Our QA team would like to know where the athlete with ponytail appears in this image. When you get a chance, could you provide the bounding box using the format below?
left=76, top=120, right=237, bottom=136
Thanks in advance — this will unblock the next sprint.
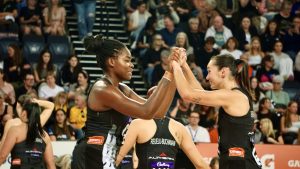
left=0, top=98, right=55, bottom=168
left=171, top=53, right=262, bottom=169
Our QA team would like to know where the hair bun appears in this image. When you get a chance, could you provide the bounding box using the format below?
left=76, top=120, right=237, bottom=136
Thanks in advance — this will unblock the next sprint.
left=83, top=34, right=104, bottom=54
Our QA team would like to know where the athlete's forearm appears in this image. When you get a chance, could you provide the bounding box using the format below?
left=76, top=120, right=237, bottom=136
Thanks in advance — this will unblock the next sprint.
left=182, top=62, right=203, bottom=90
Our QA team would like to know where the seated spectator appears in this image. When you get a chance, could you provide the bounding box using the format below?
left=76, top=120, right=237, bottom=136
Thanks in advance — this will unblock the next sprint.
left=143, top=34, right=166, bottom=85
left=283, top=16, right=300, bottom=61
left=0, top=0, right=19, bottom=39
left=257, top=97, right=281, bottom=131
left=235, top=16, right=258, bottom=51
left=38, top=72, right=64, bottom=101
left=170, top=98, right=192, bottom=125
left=205, top=15, right=233, bottom=50
left=197, top=0, right=219, bottom=33
left=42, top=0, right=66, bottom=35
left=154, top=0, right=180, bottom=31
left=295, top=51, right=300, bottom=82
left=220, top=37, right=243, bottom=59
left=69, top=70, right=90, bottom=99
left=270, top=40, right=294, bottom=81
left=250, top=76, right=265, bottom=114
left=3, top=44, right=31, bottom=88
left=69, top=92, right=87, bottom=139
left=19, top=0, right=42, bottom=35
left=255, top=55, right=279, bottom=90
left=0, top=91, right=13, bottom=138
left=216, top=0, right=239, bottom=17
left=244, top=37, right=265, bottom=74
left=159, top=15, right=182, bottom=48
left=54, top=91, right=69, bottom=113
left=186, top=54, right=206, bottom=86
left=135, top=17, right=157, bottom=58
left=260, top=118, right=284, bottom=144
left=127, top=1, right=151, bottom=44
left=186, top=111, right=211, bottom=143
left=264, top=0, right=282, bottom=20
left=151, top=49, right=170, bottom=87
left=265, top=75, right=290, bottom=107
left=173, top=0, right=193, bottom=24
left=33, top=48, right=58, bottom=85
left=48, top=109, right=75, bottom=141
left=210, top=156, right=219, bottom=169
left=261, top=20, right=282, bottom=53
left=15, top=72, right=36, bottom=100
left=281, top=101, right=300, bottom=144
left=197, top=37, right=219, bottom=75
left=60, top=55, right=82, bottom=90
left=0, top=68, right=15, bottom=105
left=186, top=17, right=205, bottom=61
left=273, top=1, right=294, bottom=33
left=175, top=32, right=194, bottom=56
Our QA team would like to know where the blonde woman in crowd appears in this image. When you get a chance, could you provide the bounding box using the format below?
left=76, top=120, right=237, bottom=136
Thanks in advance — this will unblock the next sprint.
left=260, top=118, right=284, bottom=144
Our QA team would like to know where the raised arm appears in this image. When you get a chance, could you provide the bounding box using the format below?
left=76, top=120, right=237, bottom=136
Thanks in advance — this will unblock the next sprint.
left=115, top=120, right=140, bottom=166
left=32, top=99, right=55, bottom=126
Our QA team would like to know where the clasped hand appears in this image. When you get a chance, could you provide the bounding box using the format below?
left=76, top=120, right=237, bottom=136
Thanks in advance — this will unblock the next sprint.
left=167, top=47, right=187, bottom=72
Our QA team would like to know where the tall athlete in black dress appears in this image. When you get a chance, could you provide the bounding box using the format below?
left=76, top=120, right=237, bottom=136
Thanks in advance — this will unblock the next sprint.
left=71, top=35, right=177, bottom=169
left=172, top=53, right=262, bottom=169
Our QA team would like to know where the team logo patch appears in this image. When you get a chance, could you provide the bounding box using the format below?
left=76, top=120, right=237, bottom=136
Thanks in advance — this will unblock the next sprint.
left=150, top=161, right=175, bottom=169
left=228, top=147, right=245, bottom=157
left=12, top=158, right=21, bottom=165
left=87, top=136, right=105, bottom=145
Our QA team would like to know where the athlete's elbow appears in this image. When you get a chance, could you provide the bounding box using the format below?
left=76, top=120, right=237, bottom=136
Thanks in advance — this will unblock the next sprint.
left=180, top=92, right=193, bottom=102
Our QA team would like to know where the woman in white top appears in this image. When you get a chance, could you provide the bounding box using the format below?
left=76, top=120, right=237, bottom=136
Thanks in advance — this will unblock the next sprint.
left=245, top=37, right=265, bottom=75
left=220, top=37, right=243, bottom=59
left=281, top=101, right=300, bottom=144
left=43, top=0, right=66, bottom=35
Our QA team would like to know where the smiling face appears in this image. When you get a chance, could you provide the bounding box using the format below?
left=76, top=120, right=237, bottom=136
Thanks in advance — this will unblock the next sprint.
left=113, top=48, right=134, bottom=81
left=206, top=60, right=223, bottom=89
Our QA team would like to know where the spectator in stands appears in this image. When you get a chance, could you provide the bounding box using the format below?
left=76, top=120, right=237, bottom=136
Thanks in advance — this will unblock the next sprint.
left=250, top=76, right=265, bottom=114
left=151, top=49, right=170, bottom=87
left=263, top=0, right=282, bottom=21
left=260, top=118, right=284, bottom=144
left=0, top=98, right=55, bottom=169
left=38, top=72, right=64, bottom=101
left=186, top=54, right=205, bottom=86
left=273, top=1, right=295, bottom=33
left=48, top=109, right=75, bottom=141
left=283, top=16, right=300, bottom=60
left=186, top=111, right=211, bottom=143
left=3, top=44, right=31, bottom=88
left=19, top=0, right=42, bottom=35
left=172, top=0, right=193, bottom=24
left=281, top=101, right=300, bottom=144
left=295, top=51, right=300, bottom=82
left=159, top=15, right=182, bottom=47
left=69, top=92, right=87, bottom=139
left=170, top=98, right=192, bottom=125
left=0, top=68, right=15, bottom=105
left=220, top=37, right=243, bottom=59
left=154, top=0, right=180, bottom=31
left=0, top=0, right=19, bottom=39
left=231, top=0, right=260, bottom=28
left=127, top=1, right=151, bottom=45
left=124, top=0, right=140, bottom=17
left=205, top=15, right=233, bottom=50
left=210, top=156, right=219, bottom=169
left=33, top=48, right=58, bottom=85
left=60, top=55, right=82, bottom=91
left=186, top=17, right=205, bottom=62
left=235, top=16, right=258, bottom=51
left=198, top=37, right=219, bottom=75
left=143, top=34, right=166, bottom=85
left=197, top=105, right=218, bottom=129
left=197, top=0, right=219, bottom=33
left=216, top=0, right=239, bottom=17
left=256, top=54, right=279, bottom=87
left=270, top=40, right=294, bottom=81
left=261, top=20, right=282, bottom=52
left=54, top=91, right=69, bottom=113
left=266, top=75, right=290, bottom=107
left=244, top=36, right=265, bottom=74
left=0, top=91, right=13, bottom=139
left=42, top=0, right=66, bottom=36
left=73, top=0, right=96, bottom=40
left=256, top=97, right=280, bottom=131
left=15, top=72, right=36, bottom=100
left=136, top=17, right=157, bottom=58
left=175, top=32, right=194, bottom=56
left=69, top=70, right=90, bottom=98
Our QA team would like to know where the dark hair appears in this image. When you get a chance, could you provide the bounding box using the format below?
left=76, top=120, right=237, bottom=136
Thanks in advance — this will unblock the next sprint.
left=261, top=54, right=274, bottom=67
left=8, top=43, right=23, bottom=66
left=211, top=54, right=251, bottom=96
left=224, top=37, right=239, bottom=50
left=22, top=72, right=34, bottom=80
left=78, top=70, right=89, bottom=80
left=36, top=48, right=55, bottom=78
left=22, top=102, right=45, bottom=145
left=258, top=97, right=271, bottom=113
left=54, top=109, right=72, bottom=139
left=83, top=35, right=126, bottom=72
left=205, top=36, right=215, bottom=44
left=250, top=76, right=261, bottom=103
left=265, top=20, right=280, bottom=35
